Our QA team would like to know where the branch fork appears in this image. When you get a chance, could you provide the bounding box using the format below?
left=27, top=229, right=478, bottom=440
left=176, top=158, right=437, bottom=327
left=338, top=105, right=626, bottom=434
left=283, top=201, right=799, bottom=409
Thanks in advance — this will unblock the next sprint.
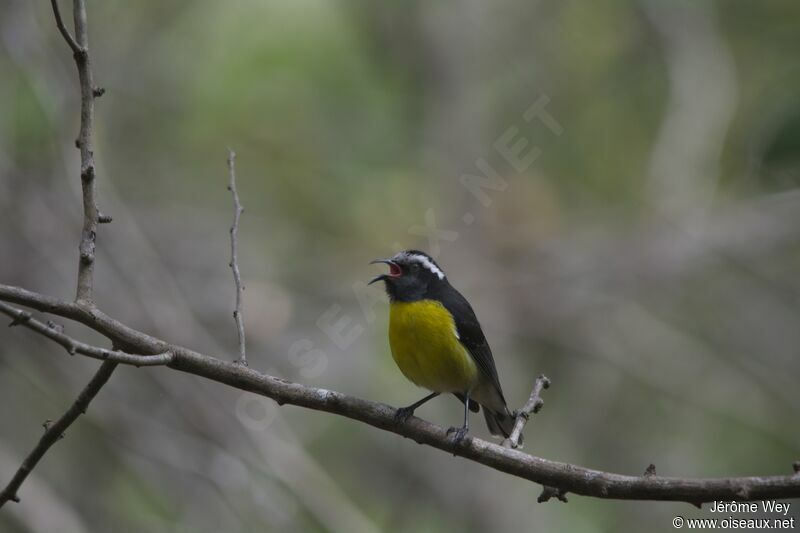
left=502, top=374, right=550, bottom=449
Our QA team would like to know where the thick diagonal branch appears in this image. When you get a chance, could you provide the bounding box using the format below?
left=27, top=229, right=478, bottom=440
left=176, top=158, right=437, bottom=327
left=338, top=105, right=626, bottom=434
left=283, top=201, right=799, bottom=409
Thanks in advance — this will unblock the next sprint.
left=0, top=361, right=117, bottom=507
left=2, top=285, right=799, bottom=505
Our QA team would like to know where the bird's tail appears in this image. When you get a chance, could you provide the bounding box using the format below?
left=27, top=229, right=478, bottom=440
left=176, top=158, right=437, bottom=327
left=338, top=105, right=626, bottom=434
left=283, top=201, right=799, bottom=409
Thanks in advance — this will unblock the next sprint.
left=483, top=406, right=519, bottom=443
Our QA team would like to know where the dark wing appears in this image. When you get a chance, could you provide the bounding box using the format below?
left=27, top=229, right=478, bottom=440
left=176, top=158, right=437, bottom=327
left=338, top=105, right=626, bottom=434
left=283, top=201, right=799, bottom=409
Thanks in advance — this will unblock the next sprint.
left=432, top=281, right=506, bottom=404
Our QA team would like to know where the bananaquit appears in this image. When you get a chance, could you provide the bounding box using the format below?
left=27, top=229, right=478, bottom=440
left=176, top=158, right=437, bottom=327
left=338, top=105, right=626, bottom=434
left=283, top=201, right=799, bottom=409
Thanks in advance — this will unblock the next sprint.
left=369, top=250, right=515, bottom=442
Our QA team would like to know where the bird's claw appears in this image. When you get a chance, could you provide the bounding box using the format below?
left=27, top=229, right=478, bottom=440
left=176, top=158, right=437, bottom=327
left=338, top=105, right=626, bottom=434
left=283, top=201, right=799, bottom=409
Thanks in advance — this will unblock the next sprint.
left=446, top=425, right=469, bottom=445
left=394, top=406, right=414, bottom=424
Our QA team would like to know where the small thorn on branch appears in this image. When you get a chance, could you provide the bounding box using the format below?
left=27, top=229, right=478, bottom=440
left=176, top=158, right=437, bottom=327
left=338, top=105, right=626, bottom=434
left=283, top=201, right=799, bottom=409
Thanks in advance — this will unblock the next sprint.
left=532, top=398, right=544, bottom=413
left=537, top=486, right=568, bottom=503
left=80, top=164, right=95, bottom=182
left=42, top=420, right=65, bottom=439
left=92, top=86, right=105, bottom=97
left=792, top=461, right=800, bottom=475
left=46, top=320, right=64, bottom=334
left=502, top=374, right=550, bottom=449
left=98, top=212, right=113, bottom=224
left=644, top=464, right=657, bottom=477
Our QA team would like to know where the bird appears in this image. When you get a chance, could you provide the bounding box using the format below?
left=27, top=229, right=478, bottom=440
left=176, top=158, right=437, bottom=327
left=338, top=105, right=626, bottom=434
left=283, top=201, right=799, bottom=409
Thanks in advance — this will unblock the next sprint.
left=369, top=250, right=515, bottom=443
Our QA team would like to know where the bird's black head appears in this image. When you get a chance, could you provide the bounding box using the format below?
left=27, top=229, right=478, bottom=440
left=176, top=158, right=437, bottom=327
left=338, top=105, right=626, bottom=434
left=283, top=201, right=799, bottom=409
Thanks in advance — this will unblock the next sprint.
left=368, top=250, right=447, bottom=302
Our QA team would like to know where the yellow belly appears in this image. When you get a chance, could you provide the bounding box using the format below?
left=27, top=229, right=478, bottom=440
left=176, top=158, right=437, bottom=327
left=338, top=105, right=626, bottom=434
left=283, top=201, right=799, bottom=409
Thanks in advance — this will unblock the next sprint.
left=388, top=300, right=479, bottom=393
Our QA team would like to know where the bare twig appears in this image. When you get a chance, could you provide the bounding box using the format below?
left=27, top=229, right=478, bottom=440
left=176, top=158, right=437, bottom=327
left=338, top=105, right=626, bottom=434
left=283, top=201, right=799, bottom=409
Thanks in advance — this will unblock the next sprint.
left=0, top=284, right=167, bottom=353
left=64, top=0, right=100, bottom=305
left=0, top=360, right=117, bottom=506
left=2, top=284, right=800, bottom=505
left=502, top=374, right=550, bottom=449
left=49, top=0, right=81, bottom=55
left=0, top=0, right=120, bottom=510
left=0, top=302, right=172, bottom=367
left=227, top=149, right=247, bottom=365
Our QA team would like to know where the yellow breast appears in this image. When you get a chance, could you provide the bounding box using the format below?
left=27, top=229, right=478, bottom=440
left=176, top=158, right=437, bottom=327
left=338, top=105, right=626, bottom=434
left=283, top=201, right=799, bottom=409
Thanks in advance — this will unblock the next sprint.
left=388, top=300, right=479, bottom=393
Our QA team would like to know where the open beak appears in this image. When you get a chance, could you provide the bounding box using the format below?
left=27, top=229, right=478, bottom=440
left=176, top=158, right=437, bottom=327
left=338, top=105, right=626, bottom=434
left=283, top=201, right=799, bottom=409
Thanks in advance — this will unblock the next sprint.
left=368, top=258, right=400, bottom=285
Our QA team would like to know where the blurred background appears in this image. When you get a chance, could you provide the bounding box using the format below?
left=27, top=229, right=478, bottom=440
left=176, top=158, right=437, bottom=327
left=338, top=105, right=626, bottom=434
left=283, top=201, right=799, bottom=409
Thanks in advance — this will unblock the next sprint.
left=1, top=0, right=799, bottom=531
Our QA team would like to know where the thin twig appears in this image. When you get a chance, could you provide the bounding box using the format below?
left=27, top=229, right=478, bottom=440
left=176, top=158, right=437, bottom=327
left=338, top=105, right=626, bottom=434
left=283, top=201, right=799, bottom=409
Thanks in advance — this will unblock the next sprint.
left=0, top=302, right=172, bottom=367
left=502, top=374, right=550, bottom=449
left=0, top=284, right=168, bottom=353
left=3, top=284, right=800, bottom=505
left=227, top=149, right=247, bottom=365
left=49, top=0, right=81, bottom=55
left=68, top=0, right=100, bottom=305
left=0, top=360, right=117, bottom=506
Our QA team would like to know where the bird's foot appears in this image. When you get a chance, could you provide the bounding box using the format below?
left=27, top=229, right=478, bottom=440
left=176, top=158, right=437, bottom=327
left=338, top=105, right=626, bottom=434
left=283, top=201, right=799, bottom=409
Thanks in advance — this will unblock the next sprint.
left=446, top=425, right=469, bottom=446
left=394, top=406, right=415, bottom=424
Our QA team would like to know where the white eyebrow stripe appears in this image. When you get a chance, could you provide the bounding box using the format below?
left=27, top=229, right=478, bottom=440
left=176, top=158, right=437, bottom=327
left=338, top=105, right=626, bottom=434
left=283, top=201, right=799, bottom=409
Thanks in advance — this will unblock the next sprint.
left=408, top=253, right=445, bottom=280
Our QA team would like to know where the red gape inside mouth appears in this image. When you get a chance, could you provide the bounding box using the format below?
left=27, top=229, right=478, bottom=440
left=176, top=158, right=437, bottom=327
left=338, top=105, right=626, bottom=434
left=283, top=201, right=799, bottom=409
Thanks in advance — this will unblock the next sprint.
left=389, top=263, right=402, bottom=277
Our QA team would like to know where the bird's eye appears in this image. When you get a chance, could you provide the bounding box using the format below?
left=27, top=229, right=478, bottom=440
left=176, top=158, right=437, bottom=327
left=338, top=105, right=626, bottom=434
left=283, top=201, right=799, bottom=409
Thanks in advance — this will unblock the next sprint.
left=410, top=263, right=420, bottom=272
